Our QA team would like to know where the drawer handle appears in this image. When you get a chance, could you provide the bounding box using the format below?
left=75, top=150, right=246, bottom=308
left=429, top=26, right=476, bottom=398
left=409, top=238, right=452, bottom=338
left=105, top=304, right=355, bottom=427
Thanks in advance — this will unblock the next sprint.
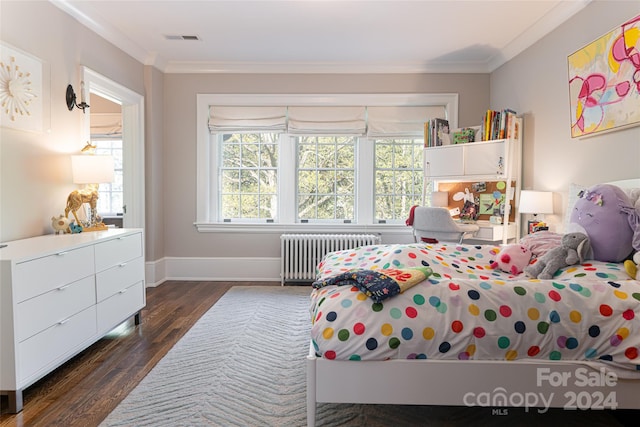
left=58, top=318, right=71, bottom=325
left=56, top=251, right=69, bottom=256
left=57, top=284, right=71, bottom=291
left=119, top=288, right=128, bottom=294
left=119, top=262, right=128, bottom=267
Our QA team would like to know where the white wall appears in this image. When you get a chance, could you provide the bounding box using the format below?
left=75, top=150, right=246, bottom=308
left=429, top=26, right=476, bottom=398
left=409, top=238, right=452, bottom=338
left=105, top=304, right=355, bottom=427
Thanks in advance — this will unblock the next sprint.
left=491, top=1, right=640, bottom=232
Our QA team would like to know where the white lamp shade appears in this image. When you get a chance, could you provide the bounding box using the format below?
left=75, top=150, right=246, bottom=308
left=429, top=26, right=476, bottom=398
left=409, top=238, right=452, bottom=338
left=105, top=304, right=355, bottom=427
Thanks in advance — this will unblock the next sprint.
left=72, top=155, right=114, bottom=184
left=519, top=190, right=553, bottom=214
left=431, top=191, right=449, bottom=208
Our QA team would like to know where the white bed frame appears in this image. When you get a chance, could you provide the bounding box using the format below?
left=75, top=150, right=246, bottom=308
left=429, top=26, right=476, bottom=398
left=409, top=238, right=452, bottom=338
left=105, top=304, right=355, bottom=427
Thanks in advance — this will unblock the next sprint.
left=306, top=178, right=640, bottom=426
left=306, top=345, right=640, bottom=426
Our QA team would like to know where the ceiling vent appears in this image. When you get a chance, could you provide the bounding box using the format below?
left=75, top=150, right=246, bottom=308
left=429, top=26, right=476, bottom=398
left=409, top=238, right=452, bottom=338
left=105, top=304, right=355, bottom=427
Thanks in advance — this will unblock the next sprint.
left=164, top=35, right=200, bottom=41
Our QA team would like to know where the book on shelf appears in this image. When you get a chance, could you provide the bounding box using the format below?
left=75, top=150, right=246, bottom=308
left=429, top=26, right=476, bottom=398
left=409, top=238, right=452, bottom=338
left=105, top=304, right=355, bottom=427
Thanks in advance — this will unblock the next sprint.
left=423, top=118, right=450, bottom=147
left=481, top=108, right=517, bottom=141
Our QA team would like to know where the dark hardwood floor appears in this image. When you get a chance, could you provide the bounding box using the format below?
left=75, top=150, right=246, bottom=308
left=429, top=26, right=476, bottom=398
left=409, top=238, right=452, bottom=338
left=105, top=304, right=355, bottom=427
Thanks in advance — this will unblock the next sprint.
left=0, top=281, right=279, bottom=427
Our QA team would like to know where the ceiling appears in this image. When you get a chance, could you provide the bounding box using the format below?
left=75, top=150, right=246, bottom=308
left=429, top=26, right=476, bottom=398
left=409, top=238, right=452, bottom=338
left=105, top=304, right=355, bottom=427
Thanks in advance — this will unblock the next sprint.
left=51, top=0, right=591, bottom=74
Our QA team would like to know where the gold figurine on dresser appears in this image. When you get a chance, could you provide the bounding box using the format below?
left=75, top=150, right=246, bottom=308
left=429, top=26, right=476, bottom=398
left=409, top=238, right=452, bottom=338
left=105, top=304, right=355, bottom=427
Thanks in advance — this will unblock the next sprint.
left=65, top=142, right=114, bottom=232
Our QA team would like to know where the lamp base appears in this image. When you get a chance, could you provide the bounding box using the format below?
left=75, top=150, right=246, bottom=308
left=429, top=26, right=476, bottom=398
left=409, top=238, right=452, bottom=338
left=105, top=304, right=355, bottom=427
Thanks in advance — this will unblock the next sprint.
left=82, top=222, right=109, bottom=232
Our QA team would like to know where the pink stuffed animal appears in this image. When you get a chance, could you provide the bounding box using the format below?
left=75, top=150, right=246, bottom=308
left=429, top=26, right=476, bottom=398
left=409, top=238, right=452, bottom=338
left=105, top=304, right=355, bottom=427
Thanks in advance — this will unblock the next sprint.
left=490, top=244, right=532, bottom=275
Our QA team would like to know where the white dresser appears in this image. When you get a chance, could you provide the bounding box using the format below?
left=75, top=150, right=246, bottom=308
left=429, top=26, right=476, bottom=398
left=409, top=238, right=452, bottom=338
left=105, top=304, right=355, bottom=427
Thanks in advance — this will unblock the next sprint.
left=0, top=229, right=145, bottom=413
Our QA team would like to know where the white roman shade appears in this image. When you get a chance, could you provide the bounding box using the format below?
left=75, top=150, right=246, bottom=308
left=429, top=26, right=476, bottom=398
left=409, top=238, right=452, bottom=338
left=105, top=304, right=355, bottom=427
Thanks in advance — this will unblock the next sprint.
left=288, top=106, right=366, bottom=135
left=367, top=105, right=446, bottom=137
left=207, top=104, right=448, bottom=136
left=90, top=113, right=122, bottom=136
left=209, top=106, right=287, bottom=132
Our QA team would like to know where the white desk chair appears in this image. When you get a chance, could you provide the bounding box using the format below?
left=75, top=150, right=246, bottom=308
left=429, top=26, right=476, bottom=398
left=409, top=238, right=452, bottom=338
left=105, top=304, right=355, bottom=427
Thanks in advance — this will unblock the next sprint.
left=411, top=207, right=480, bottom=244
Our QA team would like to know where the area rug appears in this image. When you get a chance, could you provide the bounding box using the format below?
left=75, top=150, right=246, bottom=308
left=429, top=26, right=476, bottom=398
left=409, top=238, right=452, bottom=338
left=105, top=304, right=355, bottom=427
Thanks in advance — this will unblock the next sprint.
left=101, top=286, right=627, bottom=427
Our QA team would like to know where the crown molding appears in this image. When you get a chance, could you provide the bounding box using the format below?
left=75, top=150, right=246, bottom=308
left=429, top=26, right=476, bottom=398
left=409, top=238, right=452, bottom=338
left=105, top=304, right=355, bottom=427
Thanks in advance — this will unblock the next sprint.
left=51, top=0, right=149, bottom=64
left=51, top=0, right=591, bottom=75
left=163, top=60, right=493, bottom=74
left=487, top=0, right=591, bottom=71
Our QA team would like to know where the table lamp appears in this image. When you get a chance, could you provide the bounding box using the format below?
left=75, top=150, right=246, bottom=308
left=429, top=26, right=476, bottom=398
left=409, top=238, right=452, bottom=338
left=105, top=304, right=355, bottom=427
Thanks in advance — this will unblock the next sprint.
left=65, top=145, right=114, bottom=232
left=431, top=191, right=449, bottom=208
left=519, top=190, right=553, bottom=233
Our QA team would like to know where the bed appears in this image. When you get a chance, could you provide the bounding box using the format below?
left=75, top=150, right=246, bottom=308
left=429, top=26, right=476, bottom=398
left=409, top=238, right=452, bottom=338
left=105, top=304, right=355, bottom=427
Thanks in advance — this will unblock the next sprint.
left=306, top=179, right=640, bottom=426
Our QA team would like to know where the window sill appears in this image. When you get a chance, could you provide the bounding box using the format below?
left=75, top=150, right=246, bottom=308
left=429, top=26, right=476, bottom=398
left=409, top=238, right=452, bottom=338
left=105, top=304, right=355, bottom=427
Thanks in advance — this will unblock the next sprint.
left=193, top=222, right=411, bottom=234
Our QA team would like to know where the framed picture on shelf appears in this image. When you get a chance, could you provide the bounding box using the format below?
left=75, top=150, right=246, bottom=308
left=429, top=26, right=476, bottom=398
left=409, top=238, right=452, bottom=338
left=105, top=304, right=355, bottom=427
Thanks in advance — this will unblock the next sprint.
left=527, top=220, right=549, bottom=234
left=434, top=118, right=450, bottom=146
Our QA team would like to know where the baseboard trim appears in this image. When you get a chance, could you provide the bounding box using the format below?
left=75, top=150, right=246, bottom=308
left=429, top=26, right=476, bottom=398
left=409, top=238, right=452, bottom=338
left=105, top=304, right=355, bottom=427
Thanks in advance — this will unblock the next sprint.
left=144, top=258, right=167, bottom=287
left=145, top=256, right=281, bottom=286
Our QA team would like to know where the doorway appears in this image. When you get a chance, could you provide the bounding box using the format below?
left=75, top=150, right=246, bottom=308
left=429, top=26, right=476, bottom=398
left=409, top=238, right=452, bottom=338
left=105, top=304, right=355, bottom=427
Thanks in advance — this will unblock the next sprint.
left=82, top=67, right=145, bottom=229
left=90, top=93, right=123, bottom=227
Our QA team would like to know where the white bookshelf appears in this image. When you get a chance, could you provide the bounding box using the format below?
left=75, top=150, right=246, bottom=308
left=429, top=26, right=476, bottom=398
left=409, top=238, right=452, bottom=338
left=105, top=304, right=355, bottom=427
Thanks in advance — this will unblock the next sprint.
left=424, top=117, right=523, bottom=243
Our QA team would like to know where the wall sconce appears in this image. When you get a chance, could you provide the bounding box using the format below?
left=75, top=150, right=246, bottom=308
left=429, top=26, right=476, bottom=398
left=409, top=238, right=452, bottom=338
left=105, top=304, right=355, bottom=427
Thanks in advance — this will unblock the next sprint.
left=66, top=82, right=90, bottom=113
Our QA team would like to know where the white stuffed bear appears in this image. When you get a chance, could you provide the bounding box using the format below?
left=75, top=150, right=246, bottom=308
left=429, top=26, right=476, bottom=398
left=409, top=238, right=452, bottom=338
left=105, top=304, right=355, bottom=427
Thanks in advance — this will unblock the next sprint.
left=51, top=214, right=71, bottom=234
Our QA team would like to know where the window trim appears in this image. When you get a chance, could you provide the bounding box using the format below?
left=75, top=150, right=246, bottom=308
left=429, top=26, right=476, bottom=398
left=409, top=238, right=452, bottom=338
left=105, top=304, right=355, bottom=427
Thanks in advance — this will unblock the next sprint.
left=195, top=93, right=459, bottom=232
left=93, top=136, right=124, bottom=217
left=372, top=135, right=425, bottom=224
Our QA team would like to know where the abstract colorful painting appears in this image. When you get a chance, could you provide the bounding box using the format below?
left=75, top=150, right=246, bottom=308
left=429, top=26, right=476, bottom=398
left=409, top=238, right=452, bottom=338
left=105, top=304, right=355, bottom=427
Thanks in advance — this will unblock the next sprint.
left=568, top=14, right=640, bottom=138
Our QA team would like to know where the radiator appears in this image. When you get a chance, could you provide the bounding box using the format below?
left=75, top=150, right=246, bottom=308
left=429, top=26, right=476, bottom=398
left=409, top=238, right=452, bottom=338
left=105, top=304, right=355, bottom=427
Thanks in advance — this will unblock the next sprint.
left=280, top=233, right=381, bottom=285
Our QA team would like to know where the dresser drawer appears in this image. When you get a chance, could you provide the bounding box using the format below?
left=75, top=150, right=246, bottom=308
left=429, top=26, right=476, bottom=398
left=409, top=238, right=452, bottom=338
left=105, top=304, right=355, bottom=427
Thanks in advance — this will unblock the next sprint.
left=14, top=246, right=94, bottom=303
left=96, top=257, right=144, bottom=302
left=16, top=276, right=96, bottom=342
left=97, top=281, right=145, bottom=334
left=19, top=305, right=97, bottom=382
left=95, top=233, right=142, bottom=273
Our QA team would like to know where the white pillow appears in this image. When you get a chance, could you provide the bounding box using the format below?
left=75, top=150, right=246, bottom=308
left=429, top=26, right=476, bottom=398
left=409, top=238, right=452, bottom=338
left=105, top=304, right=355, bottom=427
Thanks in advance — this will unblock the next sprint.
left=623, top=188, right=640, bottom=210
left=564, top=183, right=586, bottom=231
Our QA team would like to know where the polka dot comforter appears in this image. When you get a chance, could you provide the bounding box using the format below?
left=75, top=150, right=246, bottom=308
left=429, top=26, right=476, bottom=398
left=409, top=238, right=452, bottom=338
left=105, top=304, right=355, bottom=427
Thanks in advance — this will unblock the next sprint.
left=310, top=243, right=640, bottom=376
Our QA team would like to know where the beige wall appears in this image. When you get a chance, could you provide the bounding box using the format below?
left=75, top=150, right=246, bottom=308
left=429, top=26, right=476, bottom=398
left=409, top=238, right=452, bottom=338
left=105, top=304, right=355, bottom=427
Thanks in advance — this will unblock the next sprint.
left=491, top=1, right=640, bottom=232
left=145, top=65, right=165, bottom=262
left=162, top=73, right=490, bottom=258
left=0, top=1, right=145, bottom=244
left=2, top=0, right=638, bottom=271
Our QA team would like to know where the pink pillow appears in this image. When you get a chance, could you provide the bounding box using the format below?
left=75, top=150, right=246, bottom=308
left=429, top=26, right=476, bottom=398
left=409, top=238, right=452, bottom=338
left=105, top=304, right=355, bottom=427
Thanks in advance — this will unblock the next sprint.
left=520, top=231, right=563, bottom=258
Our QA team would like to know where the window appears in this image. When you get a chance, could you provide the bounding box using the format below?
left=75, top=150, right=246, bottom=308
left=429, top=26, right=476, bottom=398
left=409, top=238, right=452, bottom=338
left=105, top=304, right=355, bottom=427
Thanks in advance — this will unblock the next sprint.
left=94, top=138, right=123, bottom=216
left=219, top=132, right=279, bottom=221
left=195, top=93, right=458, bottom=232
left=373, top=137, right=424, bottom=222
left=297, top=135, right=356, bottom=221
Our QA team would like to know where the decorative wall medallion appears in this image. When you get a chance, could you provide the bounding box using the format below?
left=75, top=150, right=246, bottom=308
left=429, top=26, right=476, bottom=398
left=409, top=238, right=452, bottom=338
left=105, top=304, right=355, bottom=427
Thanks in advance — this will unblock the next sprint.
left=0, top=43, right=44, bottom=132
left=1, top=55, right=36, bottom=120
